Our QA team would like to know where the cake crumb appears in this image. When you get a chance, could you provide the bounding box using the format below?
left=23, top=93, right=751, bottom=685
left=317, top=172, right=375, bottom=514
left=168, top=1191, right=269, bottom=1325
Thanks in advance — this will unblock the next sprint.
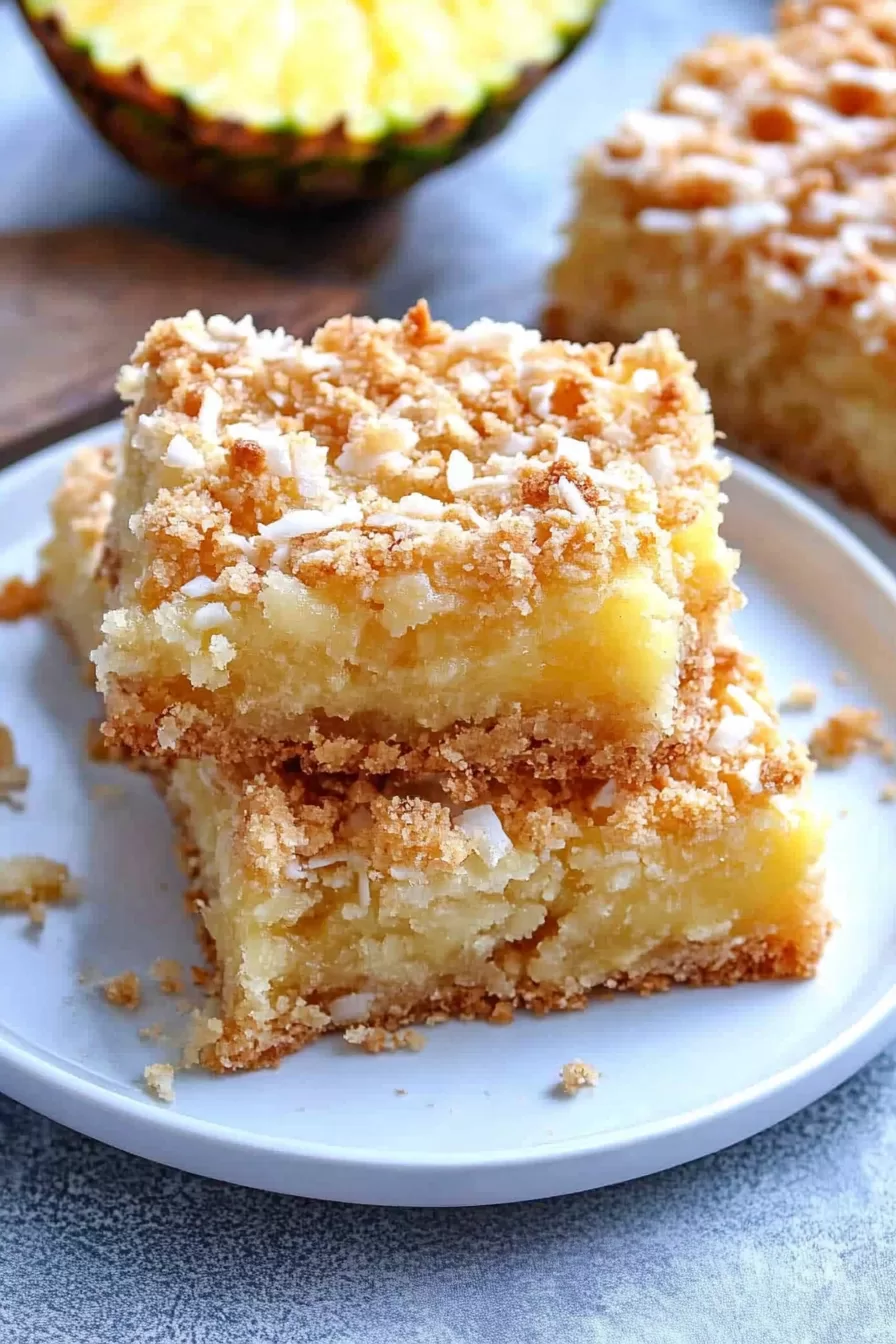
left=394, top=1088, right=407, bottom=1096
left=832, top=670, right=850, bottom=687
left=878, top=739, right=896, bottom=765
left=0, top=856, right=75, bottom=924
left=559, top=1059, right=598, bottom=1095
left=0, top=725, right=29, bottom=810
left=143, top=1062, right=175, bottom=1103
left=780, top=681, right=817, bottom=712
left=809, top=708, right=881, bottom=768
left=880, top=783, right=896, bottom=804
left=102, top=971, right=142, bottom=1010
left=150, top=957, right=184, bottom=995
left=489, top=1001, right=514, bottom=1025
left=138, top=1022, right=167, bottom=1042
left=343, top=1026, right=426, bottom=1054
left=0, top=575, right=45, bottom=621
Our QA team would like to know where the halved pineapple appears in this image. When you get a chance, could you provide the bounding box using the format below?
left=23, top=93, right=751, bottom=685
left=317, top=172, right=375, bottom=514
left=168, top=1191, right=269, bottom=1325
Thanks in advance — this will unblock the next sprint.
left=21, top=0, right=604, bottom=207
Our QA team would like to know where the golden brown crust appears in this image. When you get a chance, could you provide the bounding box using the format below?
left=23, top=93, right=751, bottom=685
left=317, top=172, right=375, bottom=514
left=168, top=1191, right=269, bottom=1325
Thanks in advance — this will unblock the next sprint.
left=192, top=926, right=830, bottom=1073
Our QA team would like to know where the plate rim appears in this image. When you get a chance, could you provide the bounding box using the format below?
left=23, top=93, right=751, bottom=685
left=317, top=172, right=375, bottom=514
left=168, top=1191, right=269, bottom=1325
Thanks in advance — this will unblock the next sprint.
left=2, top=421, right=896, bottom=1203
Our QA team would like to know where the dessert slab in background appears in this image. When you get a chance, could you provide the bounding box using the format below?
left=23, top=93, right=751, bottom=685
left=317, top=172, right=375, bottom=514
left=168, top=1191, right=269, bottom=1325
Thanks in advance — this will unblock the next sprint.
left=2, top=422, right=896, bottom=1206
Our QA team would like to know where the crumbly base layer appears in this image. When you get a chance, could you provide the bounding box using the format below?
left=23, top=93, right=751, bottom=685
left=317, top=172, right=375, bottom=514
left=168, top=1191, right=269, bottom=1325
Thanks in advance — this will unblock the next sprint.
left=187, top=905, right=831, bottom=1073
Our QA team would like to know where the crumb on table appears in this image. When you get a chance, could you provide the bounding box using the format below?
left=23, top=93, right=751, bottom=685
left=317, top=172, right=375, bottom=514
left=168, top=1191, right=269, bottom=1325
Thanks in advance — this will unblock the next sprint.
left=559, top=1059, right=598, bottom=1095
left=0, top=575, right=45, bottom=621
left=809, top=708, right=882, bottom=768
left=102, top=970, right=142, bottom=1011
left=143, top=1062, right=175, bottom=1103
left=779, top=681, right=817, bottom=712
left=150, top=957, right=184, bottom=995
left=343, top=1026, right=426, bottom=1054
left=139, top=1022, right=167, bottom=1043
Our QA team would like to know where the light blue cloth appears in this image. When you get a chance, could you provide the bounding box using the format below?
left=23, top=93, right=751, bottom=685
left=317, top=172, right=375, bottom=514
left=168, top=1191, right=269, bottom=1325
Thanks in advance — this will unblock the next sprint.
left=3, top=3, right=895, bottom=1338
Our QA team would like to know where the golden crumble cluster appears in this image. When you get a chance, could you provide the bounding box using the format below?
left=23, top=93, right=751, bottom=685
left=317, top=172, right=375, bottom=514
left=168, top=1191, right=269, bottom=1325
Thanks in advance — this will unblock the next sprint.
left=42, top=298, right=830, bottom=1076
left=550, top=0, right=896, bottom=526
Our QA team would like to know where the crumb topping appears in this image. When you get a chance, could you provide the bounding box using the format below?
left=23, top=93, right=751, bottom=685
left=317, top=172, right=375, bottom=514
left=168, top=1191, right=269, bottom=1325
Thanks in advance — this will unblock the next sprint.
left=808, top=704, right=882, bottom=764
left=559, top=1059, right=599, bottom=1093
left=589, top=0, right=896, bottom=353
left=109, top=302, right=722, bottom=618
left=0, top=575, right=45, bottom=621
left=102, top=971, right=142, bottom=1010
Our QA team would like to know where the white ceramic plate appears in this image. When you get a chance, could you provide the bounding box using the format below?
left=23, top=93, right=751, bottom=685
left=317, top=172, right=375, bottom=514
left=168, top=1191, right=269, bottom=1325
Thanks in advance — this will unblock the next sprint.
left=2, top=422, right=896, bottom=1207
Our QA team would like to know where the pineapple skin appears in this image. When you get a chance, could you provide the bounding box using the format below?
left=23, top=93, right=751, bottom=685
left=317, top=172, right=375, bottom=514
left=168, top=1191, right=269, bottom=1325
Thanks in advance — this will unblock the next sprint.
left=22, top=6, right=604, bottom=209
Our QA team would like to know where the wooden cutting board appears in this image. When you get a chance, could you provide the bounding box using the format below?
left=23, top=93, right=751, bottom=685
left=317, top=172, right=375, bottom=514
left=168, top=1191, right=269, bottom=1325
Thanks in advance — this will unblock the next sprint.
left=0, top=220, right=384, bottom=467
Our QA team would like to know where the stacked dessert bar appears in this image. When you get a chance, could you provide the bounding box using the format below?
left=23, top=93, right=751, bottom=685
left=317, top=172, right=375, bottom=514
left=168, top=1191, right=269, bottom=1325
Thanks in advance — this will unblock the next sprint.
left=44, top=302, right=829, bottom=1072
left=549, top=0, right=896, bottom=525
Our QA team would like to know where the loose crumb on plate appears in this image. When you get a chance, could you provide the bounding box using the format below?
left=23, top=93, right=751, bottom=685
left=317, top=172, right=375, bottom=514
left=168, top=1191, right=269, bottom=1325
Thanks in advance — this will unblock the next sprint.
left=0, top=724, right=29, bottom=810
left=832, top=670, right=850, bottom=687
left=139, top=1022, right=168, bottom=1042
left=0, top=856, right=76, bottom=924
left=809, top=708, right=882, bottom=768
left=0, top=575, right=45, bottom=621
left=143, top=1062, right=175, bottom=1103
left=102, top=971, right=142, bottom=1010
left=559, top=1059, right=598, bottom=1095
left=394, top=1088, right=407, bottom=1096
left=150, top=957, right=184, bottom=995
left=779, top=681, right=817, bottom=712
left=878, top=739, right=896, bottom=765
left=343, top=1026, right=427, bottom=1054
left=880, top=782, right=896, bottom=804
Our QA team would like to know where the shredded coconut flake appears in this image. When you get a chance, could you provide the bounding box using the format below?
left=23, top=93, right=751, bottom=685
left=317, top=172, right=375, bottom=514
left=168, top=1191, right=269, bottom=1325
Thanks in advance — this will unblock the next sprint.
left=556, top=476, right=593, bottom=518
left=163, top=435, right=205, bottom=471
left=707, top=714, right=754, bottom=754
left=446, top=450, right=475, bottom=494
left=258, top=502, right=362, bottom=540
left=191, top=602, right=231, bottom=630
left=180, top=575, right=217, bottom=599
left=455, top=805, right=513, bottom=867
left=329, top=992, right=376, bottom=1025
left=555, top=436, right=591, bottom=469
left=197, top=387, right=223, bottom=442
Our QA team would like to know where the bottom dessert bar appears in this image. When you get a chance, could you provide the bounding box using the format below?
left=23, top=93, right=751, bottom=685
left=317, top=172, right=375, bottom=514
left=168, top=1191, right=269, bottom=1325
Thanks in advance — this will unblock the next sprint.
left=44, top=445, right=830, bottom=1073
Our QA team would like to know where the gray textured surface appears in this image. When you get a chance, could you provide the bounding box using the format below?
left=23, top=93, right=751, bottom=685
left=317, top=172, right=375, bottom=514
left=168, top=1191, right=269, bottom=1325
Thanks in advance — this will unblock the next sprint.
left=2, top=1, right=896, bottom=1339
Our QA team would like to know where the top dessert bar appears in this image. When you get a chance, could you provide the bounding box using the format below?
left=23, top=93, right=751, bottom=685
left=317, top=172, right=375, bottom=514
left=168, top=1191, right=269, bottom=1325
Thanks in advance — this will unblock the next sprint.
left=95, top=301, right=738, bottom=783
left=550, top=0, right=896, bottom=526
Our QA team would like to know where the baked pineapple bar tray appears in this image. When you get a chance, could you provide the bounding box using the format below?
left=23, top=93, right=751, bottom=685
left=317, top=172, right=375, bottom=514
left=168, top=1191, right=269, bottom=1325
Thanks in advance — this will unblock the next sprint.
left=95, top=302, right=739, bottom=787
left=45, top=444, right=828, bottom=1073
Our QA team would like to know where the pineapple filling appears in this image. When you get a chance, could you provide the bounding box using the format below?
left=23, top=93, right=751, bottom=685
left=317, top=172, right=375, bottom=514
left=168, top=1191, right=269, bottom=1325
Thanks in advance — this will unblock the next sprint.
left=102, top=563, right=683, bottom=736
left=174, top=758, right=824, bottom=1023
left=36, top=0, right=598, bottom=137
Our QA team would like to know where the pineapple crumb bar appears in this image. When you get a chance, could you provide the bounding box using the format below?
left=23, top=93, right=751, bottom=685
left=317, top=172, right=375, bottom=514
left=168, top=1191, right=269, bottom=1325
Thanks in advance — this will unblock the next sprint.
left=95, top=301, right=738, bottom=784
left=45, top=444, right=828, bottom=1073
left=168, top=643, right=827, bottom=1071
left=550, top=0, right=896, bottom=526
